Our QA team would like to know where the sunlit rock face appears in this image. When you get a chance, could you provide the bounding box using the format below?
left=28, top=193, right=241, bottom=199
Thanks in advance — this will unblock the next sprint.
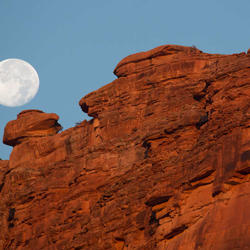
left=0, top=45, right=250, bottom=249
left=3, top=109, right=62, bottom=146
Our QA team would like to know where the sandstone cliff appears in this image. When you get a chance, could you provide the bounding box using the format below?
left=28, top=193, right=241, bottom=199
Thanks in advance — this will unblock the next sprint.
left=0, top=45, right=249, bottom=249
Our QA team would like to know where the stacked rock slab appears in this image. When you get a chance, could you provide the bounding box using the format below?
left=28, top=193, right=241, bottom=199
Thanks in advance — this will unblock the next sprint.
left=0, top=45, right=249, bottom=249
left=3, top=109, right=62, bottom=146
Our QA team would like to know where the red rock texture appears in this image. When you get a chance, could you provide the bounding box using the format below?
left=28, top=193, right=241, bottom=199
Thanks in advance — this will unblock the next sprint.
left=3, top=109, right=62, bottom=147
left=0, top=45, right=250, bottom=249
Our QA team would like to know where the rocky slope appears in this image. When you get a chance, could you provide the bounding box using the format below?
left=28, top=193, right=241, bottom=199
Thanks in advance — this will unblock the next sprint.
left=0, top=45, right=249, bottom=250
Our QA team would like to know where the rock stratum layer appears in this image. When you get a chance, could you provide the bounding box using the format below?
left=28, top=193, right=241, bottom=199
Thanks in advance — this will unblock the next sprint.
left=0, top=45, right=250, bottom=250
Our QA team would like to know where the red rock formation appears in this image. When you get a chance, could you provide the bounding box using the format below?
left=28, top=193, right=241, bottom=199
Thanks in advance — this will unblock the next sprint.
left=0, top=45, right=249, bottom=249
left=3, top=110, right=62, bottom=147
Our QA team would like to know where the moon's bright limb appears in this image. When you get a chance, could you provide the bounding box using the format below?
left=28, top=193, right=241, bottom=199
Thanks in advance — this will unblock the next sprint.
left=0, top=59, right=39, bottom=107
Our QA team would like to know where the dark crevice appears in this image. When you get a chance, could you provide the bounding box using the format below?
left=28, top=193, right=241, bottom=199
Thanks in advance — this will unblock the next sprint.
left=164, top=125, right=183, bottom=135
left=205, top=97, right=213, bottom=105
left=0, top=183, right=4, bottom=192
left=193, top=93, right=205, bottom=101
left=190, top=169, right=214, bottom=183
left=145, top=195, right=172, bottom=207
left=23, top=196, right=35, bottom=203
left=114, top=237, right=125, bottom=242
left=74, top=246, right=84, bottom=250
left=164, top=225, right=188, bottom=240
left=193, top=80, right=212, bottom=102
left=149, top=211, right=159, bottom=225
left=8, top=208, right=15, bottom=221
left=147, top=211, right=160, bottom=236
left=8, top=208, right=16, bottom=228
left=55, top=121, right=63, bottom=132
left=80, top=102, right=89, bottom=113
left=164, top=128, right=174, bottom=135
left=204, top=81, right=211, bottom=91
left=80, top=102, right=98, bottom=119
left=196, top=112, right=209, bottom=129
left=212, top=190, right=222, bottom=197
left=142, top=141, right=151, bottom=159
left=145, top=81, right=157, bottom=86
left=8, top=223, right=14, bottom=228
left=237, top=167, right=250, bottom=175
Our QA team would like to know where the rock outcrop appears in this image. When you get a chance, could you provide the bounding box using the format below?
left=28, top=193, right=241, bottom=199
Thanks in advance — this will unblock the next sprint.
left=3, top=110, right=62, bottom=146
left=0, top=45, right=249, bottom=249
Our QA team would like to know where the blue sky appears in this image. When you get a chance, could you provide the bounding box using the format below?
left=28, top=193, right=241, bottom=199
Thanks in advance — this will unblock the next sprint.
left=0, top=0, right=250, bottom=159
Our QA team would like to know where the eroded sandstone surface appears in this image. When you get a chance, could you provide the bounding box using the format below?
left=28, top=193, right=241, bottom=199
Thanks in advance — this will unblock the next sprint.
left=3, top=110, right=62, bottom=147
left=0, top=45, right=249, bottom=249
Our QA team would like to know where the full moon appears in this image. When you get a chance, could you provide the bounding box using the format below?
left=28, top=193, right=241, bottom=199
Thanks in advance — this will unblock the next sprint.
left=0, top=59, right=39, bottom=107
